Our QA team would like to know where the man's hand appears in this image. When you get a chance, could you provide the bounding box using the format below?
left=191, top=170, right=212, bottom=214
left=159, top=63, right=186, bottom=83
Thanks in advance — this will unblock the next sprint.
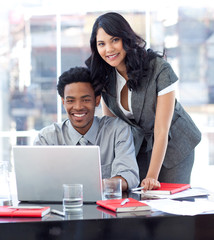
left=112, top=176, right=128, bottom=191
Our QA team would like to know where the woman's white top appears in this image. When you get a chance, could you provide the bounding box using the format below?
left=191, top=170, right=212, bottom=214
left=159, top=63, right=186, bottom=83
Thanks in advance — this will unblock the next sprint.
left=116, top=69, right=176, bottom=118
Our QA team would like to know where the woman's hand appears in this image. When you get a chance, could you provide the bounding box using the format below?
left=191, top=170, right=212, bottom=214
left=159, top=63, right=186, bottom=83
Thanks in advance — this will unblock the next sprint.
left=140, top=178, right=161, bottom=191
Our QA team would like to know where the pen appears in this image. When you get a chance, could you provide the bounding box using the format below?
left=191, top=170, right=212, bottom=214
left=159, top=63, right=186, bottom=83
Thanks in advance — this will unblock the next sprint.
left=131, top=186, right=145, bottom=192
left=120, top=198, right=129, bottom=206
left=51, top=209, right=65, bottom=217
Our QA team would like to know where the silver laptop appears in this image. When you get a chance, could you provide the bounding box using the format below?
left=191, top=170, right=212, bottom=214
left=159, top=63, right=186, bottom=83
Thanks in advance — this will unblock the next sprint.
left=13, top=145, right=103, bottom=202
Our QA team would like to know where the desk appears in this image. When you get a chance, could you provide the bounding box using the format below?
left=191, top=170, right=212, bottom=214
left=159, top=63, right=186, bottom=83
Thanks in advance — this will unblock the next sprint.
left=1, top=195, right=214, bottom=240
left=0, top=207, right=214, bottom=240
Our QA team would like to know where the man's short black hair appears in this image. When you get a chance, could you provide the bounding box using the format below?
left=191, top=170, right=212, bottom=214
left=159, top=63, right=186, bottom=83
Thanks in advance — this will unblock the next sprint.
left=57, top=67, right=100, bottom=98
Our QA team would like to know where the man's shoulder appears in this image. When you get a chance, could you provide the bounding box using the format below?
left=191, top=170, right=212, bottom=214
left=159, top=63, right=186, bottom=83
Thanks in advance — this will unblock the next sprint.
left=38, top=119, right=68, bottom=134
left=97, top=116, right=130, bottom=128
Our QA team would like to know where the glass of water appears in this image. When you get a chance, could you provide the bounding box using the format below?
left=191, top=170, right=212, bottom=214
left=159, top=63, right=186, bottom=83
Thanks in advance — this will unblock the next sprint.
left=63, top=184, right=83, bottom=212
left=103, top=178, right=122, bottom=200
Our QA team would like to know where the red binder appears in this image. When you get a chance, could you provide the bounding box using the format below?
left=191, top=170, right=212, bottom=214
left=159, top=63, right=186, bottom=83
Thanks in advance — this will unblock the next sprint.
left=96, top=198, right=151, bottom=213
left=0, top=206, right=50, bottom=217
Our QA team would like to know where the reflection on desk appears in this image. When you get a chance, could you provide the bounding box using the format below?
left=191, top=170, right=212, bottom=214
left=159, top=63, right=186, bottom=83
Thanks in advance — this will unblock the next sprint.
left=0, top=209, right=214, bottom=240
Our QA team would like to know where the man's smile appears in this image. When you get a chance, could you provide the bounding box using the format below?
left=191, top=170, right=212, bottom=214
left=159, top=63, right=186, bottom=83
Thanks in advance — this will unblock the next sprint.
left=73, top=113, right=87, bottom=118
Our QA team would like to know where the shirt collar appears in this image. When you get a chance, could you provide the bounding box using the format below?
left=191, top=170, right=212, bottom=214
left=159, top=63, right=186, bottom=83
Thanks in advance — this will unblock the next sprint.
left=67, top=117, right=99, bottom=145
left=115, top=68, right=126, bottom=91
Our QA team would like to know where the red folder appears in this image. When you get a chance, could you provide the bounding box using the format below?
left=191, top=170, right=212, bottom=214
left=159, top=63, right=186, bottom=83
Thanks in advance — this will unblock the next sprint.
left=146, top=183, right=191, bottom=195
left=0, top=206, right=50, bottom=217
left=96, top=198, right=151, bottom=213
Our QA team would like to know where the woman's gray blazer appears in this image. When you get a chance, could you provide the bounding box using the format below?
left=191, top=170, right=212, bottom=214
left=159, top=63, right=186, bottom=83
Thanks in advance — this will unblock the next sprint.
left=102, top=57, right=201, bottom=169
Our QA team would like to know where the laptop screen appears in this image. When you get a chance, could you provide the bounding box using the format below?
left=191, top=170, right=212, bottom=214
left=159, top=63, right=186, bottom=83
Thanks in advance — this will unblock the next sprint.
left=13, top=145, right=103, bottom=202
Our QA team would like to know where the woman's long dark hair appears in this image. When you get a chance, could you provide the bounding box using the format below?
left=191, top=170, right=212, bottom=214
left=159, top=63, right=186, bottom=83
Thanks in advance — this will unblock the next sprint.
left=85, top=12, right=161, bottom=92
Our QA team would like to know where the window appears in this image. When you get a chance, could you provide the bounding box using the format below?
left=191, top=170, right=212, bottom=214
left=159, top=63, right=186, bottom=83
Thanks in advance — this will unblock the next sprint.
left=0, top=1, right=213, bottom=190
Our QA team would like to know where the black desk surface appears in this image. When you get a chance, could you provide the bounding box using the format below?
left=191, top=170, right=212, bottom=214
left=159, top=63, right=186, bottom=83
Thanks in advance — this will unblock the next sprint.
left=1, top=194, right=214, bottom=240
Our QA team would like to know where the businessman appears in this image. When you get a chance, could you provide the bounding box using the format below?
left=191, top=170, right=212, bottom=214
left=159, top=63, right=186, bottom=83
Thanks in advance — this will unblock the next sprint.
left=34, top=67, right=139, bottom=191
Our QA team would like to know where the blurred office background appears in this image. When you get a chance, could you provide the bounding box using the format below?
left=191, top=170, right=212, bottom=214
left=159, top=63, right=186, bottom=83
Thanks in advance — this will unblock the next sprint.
left=0, top=0, right=213, bottom=192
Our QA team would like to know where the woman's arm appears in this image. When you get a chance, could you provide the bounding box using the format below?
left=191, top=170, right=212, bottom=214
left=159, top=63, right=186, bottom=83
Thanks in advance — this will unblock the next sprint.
left=141, top=91, right=175, bottom=190
left=101, top=98, right=116, bottom=117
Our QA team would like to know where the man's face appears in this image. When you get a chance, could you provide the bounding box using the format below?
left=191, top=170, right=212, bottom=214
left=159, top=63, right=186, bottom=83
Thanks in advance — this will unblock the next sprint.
left=62, top=82, right=101, bottom=135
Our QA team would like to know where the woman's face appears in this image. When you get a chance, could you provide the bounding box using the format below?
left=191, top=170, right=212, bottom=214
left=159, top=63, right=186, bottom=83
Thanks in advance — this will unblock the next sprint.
left=96, top=28, right=126, bottom=72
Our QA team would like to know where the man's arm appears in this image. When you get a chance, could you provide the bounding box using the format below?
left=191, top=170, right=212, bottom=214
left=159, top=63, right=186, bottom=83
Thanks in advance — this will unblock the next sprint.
left=110, top=118, right=140, bottom=191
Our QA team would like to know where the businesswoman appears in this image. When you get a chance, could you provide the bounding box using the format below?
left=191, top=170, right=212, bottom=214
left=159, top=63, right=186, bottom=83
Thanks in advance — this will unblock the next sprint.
left=85, top=12, right=201, bottom=190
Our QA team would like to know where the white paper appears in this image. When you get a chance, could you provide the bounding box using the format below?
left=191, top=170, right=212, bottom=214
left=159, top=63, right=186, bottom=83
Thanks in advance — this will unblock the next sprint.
left=141, top=198, right=214, bottom=216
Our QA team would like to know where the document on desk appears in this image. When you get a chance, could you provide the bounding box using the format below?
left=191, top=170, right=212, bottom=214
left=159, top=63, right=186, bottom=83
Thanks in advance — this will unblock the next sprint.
left=134, top=187, right=210, bottom=200
left=141, top=198, right=214, bottom=216
left=166, top=187, right=210, bottom=199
